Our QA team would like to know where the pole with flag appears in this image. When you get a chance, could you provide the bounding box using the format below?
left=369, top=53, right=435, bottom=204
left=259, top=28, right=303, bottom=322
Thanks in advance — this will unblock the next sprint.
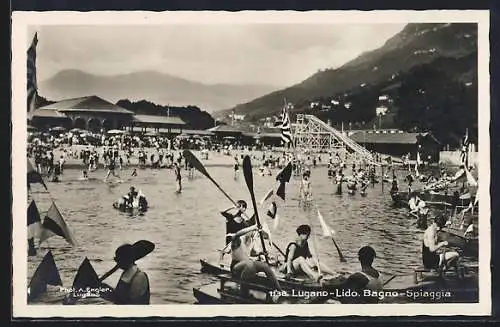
left=279, top=100, right=293, bottom=147
left=460, top=128, right=469, bottom=167
left=39, top=201, right=77, bottom=247
left=27, top=32, right=38, bottom=113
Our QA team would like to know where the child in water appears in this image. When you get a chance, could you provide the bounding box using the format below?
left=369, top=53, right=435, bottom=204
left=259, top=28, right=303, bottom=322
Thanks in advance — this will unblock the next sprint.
left=299, top=171, right=312, bottom=207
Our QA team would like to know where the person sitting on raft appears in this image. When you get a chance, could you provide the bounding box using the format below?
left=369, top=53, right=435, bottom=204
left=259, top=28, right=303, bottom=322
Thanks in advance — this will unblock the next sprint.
left=228, top=224, right=282, bottom=300
left=341, top=245, right=383, bottom=303
left=126, top=186, right=138, bottom=208
left=220, top=200, right=255, bottom=245
left=281, top=224, right=337, bottom=283
left=422, top=214, right=460, bottom=276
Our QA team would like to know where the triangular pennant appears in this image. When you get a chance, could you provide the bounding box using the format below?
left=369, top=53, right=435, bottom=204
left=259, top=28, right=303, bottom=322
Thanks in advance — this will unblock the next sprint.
left=275, top=162, right=293, bottom=201
left=39, top=202, right=76, bottom=246
left=63, top=257, right=101, bottom=304
left=464, top=165, right=478, bottom=187
left=27, top=200, right=42, bottom=240
left=28, top=250, right=62, bottom=302
left=317, top=209, right=334, bottom=237
left=266, top=201, right=277, bottom=219
left=259, top=188, right=274, bottom=205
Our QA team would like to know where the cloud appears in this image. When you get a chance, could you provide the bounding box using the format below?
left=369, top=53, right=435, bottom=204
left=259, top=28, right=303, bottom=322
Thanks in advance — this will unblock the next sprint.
left=34, top=23, right=405, bottom=86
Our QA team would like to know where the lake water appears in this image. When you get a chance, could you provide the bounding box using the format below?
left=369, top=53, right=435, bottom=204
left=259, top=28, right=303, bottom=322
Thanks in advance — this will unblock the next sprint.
left=26, top=160, right=473, bottom=304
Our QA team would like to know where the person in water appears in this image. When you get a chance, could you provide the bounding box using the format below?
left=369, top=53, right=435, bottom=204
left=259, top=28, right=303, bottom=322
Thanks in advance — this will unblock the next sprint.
left=299, top=171, right=312, bottom=206
left=127, top=186, right=138, bottom=208
left=220, top=200, right=255, bottom=245
left=100, top=244, right=150, bottom=304
left=422, top=214, right=460, bottom=275
left=233, top=155, right=240, bottom=180
left=341, top=245, right=383, bottom=303
left=282, top=224, right=336, bottom=283
left=174, top=161, right=182, bottom=193
left=229, top=224, right=282, bottom=300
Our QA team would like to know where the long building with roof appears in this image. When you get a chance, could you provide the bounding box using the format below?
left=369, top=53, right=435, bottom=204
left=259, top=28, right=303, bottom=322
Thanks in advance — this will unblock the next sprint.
left=348, top=129, right=442, bottom=162
left=29, top=95, right=186, bottom=133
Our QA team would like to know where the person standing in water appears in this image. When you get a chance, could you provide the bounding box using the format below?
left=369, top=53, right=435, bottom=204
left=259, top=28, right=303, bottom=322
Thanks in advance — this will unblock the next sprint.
left=233, top=155, right=240, bottom=180
left=299, top=171, right=312, bottom=206
left=174, top=161, right=182, bottom=193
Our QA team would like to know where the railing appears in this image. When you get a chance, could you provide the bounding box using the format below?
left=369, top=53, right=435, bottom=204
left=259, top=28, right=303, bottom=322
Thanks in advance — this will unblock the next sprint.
left=299, top=114, right=374, bottom=161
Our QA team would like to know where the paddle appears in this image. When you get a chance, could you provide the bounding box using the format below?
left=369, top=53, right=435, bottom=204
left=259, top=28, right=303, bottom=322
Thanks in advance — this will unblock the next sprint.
left=183, top=150, right=235, bottom=204
left=242, top=155, right=270, bottom=264
left=98, top=240, right=155, bottom=283
left=185, top=149, right=285, bottom=257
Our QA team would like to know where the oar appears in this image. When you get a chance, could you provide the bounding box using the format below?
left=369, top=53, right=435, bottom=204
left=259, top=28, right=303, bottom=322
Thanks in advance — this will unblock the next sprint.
left=98, top=240, right=155, bottom=283
left=242, top=155, right=270, bottom=264
left=185, top=149, right=285, bottom=257
left=183, top=150, right=235, bottom=204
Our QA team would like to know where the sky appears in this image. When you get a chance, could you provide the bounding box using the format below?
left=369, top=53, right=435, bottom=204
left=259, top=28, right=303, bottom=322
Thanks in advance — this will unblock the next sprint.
left=31, top=24, right=406, bottom=87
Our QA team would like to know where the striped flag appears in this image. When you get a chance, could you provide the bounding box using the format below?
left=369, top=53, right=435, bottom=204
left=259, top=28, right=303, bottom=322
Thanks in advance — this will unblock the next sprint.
left=460, top=129, right=469, bottom=165
left=279, top=105, right=293, bottom=144
left=39, top=201, right=76, bottom=246
left=27, top=32, right=38, bottom=113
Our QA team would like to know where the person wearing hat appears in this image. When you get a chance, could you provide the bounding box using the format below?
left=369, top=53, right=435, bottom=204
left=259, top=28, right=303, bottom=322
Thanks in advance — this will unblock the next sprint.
left=100, top=243, right=151, bottom=304
left=422, top=214, right=460, bottom=275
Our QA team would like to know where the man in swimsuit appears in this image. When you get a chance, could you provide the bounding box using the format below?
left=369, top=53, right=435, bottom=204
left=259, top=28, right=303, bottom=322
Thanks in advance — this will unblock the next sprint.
left=422, top=214, right=460, bottom=275
left=341, top=245, right=383, bottom=303
left=229, top=224, right=282, bottom=299
left=220, top=200, right=254, bottom=245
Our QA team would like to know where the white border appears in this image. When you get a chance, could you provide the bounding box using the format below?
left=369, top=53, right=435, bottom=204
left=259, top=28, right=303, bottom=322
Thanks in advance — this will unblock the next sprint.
left=12, top=10, right=491, bottom=317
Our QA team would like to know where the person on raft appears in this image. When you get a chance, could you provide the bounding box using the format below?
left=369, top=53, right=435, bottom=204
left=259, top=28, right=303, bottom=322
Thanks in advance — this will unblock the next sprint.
left=228, top=224, right=282, bottom=301
left=127, top=186, right=138, bottom=207
left=281, top=224, right=337, bottom=283
left=341, top=245, right=383, bottom=303
left=422, top=214, right=460, bottom=276
left=220, top=200, right=255, bottom=245
left=100, top=243, right=151, bottom=304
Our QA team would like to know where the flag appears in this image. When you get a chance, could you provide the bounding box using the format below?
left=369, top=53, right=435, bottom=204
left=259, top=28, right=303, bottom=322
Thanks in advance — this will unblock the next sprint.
left=464, top=165, right=478, bottom=187
left=28, top=158, right=47, bottom=190
left=460, top=129, right=469, bottom=165
left=64, top=258, right=100, bottom=304
left=279, top=105, right=293, bottom=144
left=317, top=209, right=335, bottom=237
left=27, top=200, right=41, bottom=240
left=275, top=162, right=293, bottom=200
left=414, top=151, right=421, bottom=177
left=259, top=188, right=274, bottom=205
left=28, top=250, right=62, bottom=302
left=39, top=202, right=76, bottom=246
left=265, top=201, right=281, bottom=230
left=27, top=32, right=38, bottom=113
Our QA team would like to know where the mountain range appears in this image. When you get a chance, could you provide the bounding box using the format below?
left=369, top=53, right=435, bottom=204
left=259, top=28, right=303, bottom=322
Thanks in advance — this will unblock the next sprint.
left=215, top=23, right=477, bottom=122
left=38, top=70, right=281, bottom=112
